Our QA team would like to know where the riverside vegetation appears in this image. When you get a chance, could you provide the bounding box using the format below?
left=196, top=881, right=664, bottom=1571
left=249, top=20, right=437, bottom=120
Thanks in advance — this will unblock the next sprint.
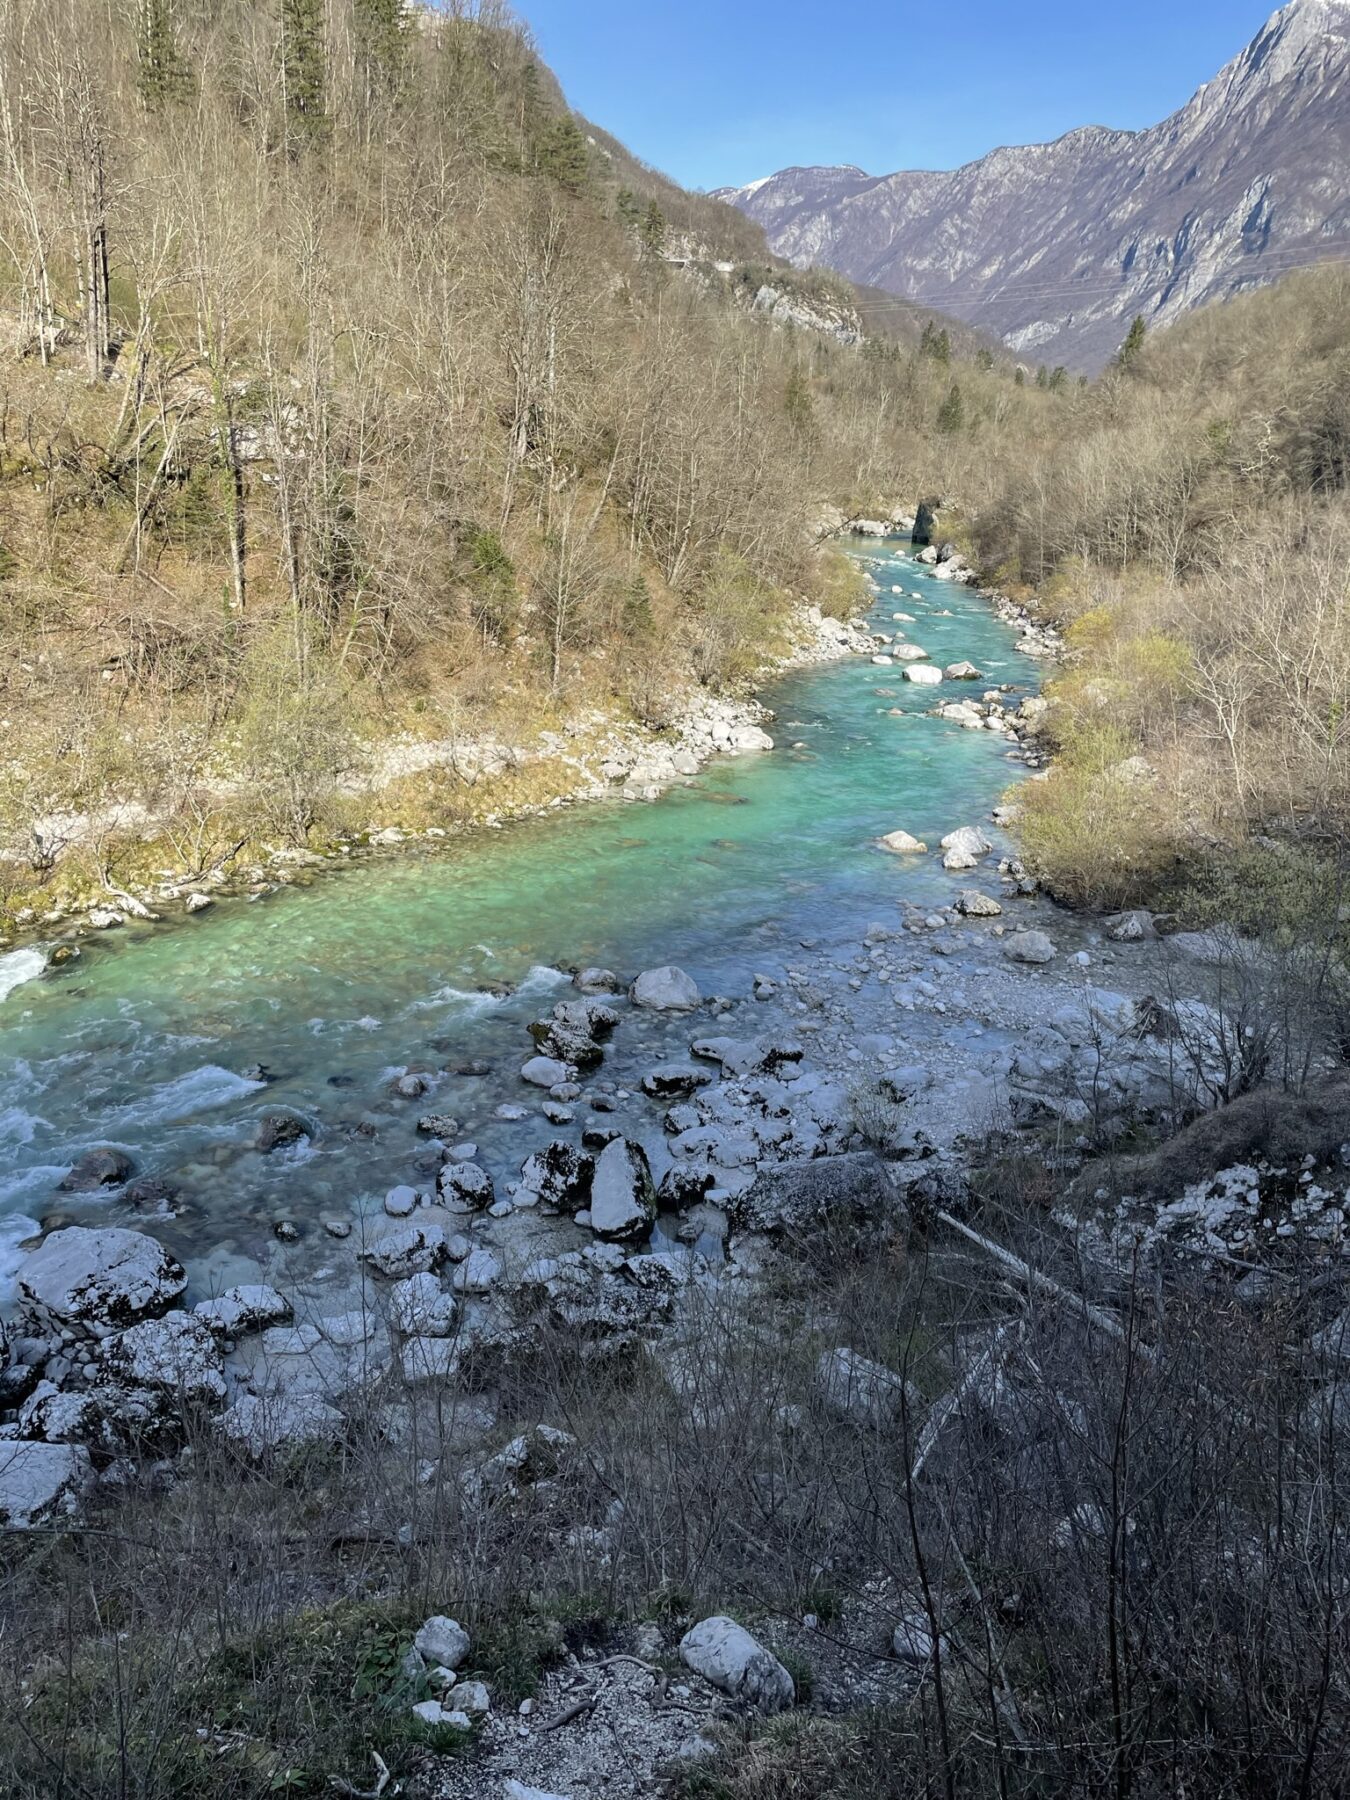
left=2, top=5, right=1350, bottom=1800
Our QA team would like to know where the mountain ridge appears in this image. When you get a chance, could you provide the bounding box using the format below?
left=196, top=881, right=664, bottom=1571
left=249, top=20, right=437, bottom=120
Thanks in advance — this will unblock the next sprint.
left=715, top=0, right=1350, bottom=368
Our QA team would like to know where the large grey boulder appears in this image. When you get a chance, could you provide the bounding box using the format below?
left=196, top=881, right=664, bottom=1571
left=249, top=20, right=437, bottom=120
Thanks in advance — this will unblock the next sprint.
left=218, top=1390, right=344, bottom=1457
left=589, top=1138, right=657, bottom=1243
left=816, top=1347, right=916, bottom=1427
left=956, top=890, right=1002, bottom=918
left=631, top=966, right=701, bottom=1012
left=530, top=998, right=619, bottom=1068
left=518, top=1141, right=594, bottom=1212
left=415, top=1615, right=471, bottom=1669
left=1004, top=930, right=1057, bottom=965
left=99, top=1313, right=227, bottom=1409
left=18, top=1227, right=186, bottom=1332
left=389, top=1272, right=458, bottom=1338
left=194, top=1285, right=293, bottom=1337
left=679, top=1616, right=794, bottom=1711
left=733, top=1152, right=904, bottom=1243
left=362, top=1216, right=450, bottom=1279
left=0, top=1441, right=93, bottom=1530
left=438, top=1160, right=495, bottom=1212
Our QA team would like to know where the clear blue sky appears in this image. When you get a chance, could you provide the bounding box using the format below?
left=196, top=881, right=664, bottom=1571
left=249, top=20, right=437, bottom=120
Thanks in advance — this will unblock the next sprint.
left=518, top=0, right=1284, bottom=191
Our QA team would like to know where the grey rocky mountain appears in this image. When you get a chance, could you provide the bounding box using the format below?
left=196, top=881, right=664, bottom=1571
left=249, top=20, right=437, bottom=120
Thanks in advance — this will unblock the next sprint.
left=715, top=0, right=1350, bottom=369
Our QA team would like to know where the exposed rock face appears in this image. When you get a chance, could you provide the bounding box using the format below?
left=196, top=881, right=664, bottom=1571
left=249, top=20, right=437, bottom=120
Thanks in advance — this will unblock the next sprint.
left=18, top=1227, right=187, bottom=1332
left=679, top=1616, right=795, bottom=1712
left=716, top=2, right=1350, bottom=369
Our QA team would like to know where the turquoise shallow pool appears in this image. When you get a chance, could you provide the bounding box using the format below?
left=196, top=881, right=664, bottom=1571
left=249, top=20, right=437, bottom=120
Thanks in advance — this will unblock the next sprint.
left=0, top=541, right=1038, bottom=1292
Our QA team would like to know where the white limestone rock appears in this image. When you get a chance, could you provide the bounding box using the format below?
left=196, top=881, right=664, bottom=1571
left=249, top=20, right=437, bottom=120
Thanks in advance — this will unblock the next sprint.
left=679, top=1615, right=795, bottom=1712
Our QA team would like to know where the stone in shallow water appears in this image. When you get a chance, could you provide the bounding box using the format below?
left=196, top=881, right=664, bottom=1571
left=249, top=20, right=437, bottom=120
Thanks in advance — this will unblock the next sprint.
left=521, top=1055, right=569, bottom=1089
left=57, top=1147, right=133, bottom=1193
left=955, top=890, right=1002, bottom=918
left=878, top=830, right=927, bottom=855
left=630, top=966, right=701, bottom=1012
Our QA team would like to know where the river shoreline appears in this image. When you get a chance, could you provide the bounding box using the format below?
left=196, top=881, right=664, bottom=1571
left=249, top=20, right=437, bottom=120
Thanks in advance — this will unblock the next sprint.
left=0, top=597, right=876, bottom=966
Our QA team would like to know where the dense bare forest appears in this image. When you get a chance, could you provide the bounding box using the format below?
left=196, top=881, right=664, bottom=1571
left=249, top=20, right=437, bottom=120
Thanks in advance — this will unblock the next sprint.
left=973, top=267, right=1350, bottom=905
left=0, top=0, right=1065, bottom=911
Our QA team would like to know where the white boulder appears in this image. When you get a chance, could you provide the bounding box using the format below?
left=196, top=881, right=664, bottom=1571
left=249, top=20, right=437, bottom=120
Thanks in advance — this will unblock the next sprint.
left=589, top=1138, right=657, bottom=1243
left=0, top=1441, right=93, bottom=1529
left=194, top=1285, right=293, bottom=1337
left=18, top=1227, right=187, bottom=1332
left=631, top=966, right=701, bottom=1012
left=415, top=1615, right=471, bottom=1669
left=679, top=1615, right=795, bottom=1712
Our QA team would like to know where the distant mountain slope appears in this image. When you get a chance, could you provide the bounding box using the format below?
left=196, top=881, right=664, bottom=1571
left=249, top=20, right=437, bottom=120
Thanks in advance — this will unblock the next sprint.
left=715, top=0, right=1350, bottom=369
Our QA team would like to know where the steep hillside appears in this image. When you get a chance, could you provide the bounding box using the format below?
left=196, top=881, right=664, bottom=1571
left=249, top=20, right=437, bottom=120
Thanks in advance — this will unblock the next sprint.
left=717, top=0, right=1350, bottom=369
left=0, top=0, right=1030, bottom=913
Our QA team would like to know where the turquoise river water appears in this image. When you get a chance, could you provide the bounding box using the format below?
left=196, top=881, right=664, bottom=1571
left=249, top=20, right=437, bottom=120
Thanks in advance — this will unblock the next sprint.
left=0, top=541, right=1039, bottom=1299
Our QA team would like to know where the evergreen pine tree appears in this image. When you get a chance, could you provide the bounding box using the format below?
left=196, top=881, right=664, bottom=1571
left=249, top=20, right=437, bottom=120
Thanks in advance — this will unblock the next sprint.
left=137, top=0, right=191, bottom=109
left=281, top=0, right=327, bottom=148
left=936, top=381, right=965, bottom=434
left=1116, top=314, right=1147, bottom=371
left=538, top=115, right=589, bottom=193
left=354, top=0, right=408, bottom=111
left=785, top=366, right=815, bottom=440
left=638, top=200, right=666, bottom=259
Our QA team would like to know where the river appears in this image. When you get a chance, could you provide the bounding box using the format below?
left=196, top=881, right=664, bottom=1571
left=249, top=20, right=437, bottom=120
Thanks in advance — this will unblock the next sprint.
left=0, top=540, right=1038, bottom=1301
